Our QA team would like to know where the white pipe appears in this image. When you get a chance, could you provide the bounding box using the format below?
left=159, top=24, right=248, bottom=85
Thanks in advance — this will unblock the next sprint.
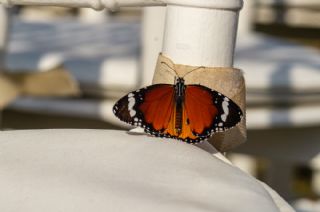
left=0, top=6, right=9, bottom=70
left=162, top=4, right=241, bottom=67
left=247, top=104, right=320, bottom=129
left=141, top=7, right=166, bottom=86
left=0, top=0, right=242, bottom=11
left=237, top=0, right=254, bottom=36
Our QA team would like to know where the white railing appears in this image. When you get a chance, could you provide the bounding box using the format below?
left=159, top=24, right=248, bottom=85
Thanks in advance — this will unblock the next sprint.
left=0, top=0, right=243, bottom=10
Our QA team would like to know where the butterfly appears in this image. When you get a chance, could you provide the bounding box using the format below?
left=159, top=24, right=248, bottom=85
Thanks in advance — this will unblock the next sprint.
left=113, top=63, right=243, bottom=144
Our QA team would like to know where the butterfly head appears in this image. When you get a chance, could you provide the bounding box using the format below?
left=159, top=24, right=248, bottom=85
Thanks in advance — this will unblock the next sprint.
left=175, top=77, right=185, bottom=84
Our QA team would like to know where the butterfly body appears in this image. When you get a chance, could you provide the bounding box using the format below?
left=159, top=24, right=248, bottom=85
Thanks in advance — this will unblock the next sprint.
left=113, top=76, right=243, bottom=144
left=173, top=77, right=186, bottom=135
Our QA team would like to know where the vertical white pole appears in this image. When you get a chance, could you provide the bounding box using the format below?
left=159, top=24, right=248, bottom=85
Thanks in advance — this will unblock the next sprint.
left=237, top=0, right=254, bottom=36
left=0, top=6, right=9, bottom=70
left=141, top=7, right=166, bottom=86
left=162, top=4, right=241, bottom=67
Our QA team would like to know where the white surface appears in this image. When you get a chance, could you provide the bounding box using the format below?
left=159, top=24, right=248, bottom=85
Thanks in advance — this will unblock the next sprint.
left=6, top=18, right=140, bottom=95
left=163, top=5, right=239, bottom=67
left=1, top=0, right=243, bottom=10
left=247, top=103, right=320, bottom=129
left=235, top=34, right=320, bottom=93
left=0, top=129, right=293, bottom=212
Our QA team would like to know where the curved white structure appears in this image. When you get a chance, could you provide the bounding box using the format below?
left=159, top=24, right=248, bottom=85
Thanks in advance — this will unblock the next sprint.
left=0, top=129, right=294, bottom=212
left=0, top=0, right=243, bottom=10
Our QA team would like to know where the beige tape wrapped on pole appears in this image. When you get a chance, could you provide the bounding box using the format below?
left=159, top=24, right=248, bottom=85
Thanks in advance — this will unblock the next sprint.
left=153, top=54, right=246, bottom=152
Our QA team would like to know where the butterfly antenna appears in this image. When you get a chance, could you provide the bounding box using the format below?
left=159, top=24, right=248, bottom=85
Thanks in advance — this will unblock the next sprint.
left=160, top=61, right=179, bottom=77
left=181, top=66, right=205, bottom=78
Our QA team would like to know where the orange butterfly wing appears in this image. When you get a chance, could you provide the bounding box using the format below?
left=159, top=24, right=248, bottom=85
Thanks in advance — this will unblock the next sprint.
left=138, top=84, right=174, bottom=132
left=113, top=83, right=242, bottom=143
left=184, top=85, right=243, bottom=138
left=140, top=86, right=202, bottom=142
left=185, top=85, right=218, bottom=134
left=113, top=84, right=175, bottom=135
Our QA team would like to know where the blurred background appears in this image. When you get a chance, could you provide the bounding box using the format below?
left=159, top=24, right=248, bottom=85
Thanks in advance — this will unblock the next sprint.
left=0, top=1, right=319, bottom=211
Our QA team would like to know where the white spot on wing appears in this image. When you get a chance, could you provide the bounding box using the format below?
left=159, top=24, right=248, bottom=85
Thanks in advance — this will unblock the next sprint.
left=128, top=98, right=135, bottom=109
left=221, top=97, right=229, bottom=122
left=128, top=93, right=136, bottom=117
left=130, top=110, right=136, bottom=117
